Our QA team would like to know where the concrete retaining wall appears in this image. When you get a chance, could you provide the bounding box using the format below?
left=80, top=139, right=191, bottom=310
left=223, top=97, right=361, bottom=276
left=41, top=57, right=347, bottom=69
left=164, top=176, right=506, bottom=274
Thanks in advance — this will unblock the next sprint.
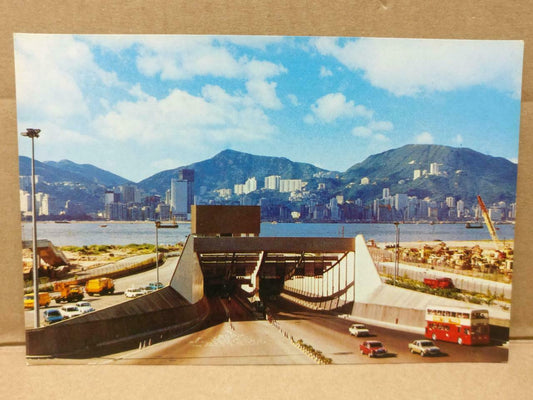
left=352, top=302, right=426, bottom=328
left=26, top=287, right=209, bottom=357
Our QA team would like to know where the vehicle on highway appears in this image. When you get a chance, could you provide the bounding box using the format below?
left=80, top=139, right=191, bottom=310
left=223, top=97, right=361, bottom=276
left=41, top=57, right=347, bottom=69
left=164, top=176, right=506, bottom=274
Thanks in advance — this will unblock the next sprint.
left=148, top=282, right=164, bottom=290
left=349, top=323, right=370, bottom=337
left=75, top=301, right=95, bottom=313
left=359, top=340, right=387, bottom=357
left=53, top=282, right=84, bottom=304
left=43, top=309, right=63, bottom=324
left=124, top=287, right=147, bottom=298
left=60, top=305, right=82, bottom=319
left=408, top=339, right=441, bottom=356
left=23, top=292, right=51, bottom=309
left=85, top=277, right=115, bottom=296
left=425, top=305, right=490, bottom=345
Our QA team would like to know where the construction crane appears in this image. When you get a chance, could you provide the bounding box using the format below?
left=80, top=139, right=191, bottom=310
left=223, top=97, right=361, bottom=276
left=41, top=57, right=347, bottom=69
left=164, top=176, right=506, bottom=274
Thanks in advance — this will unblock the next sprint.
left=477, top=195, right=503, bottom=250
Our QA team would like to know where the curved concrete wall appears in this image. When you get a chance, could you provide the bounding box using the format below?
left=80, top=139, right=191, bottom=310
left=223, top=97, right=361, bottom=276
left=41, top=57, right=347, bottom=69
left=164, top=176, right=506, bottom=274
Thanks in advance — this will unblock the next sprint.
left=26, top=287, right=209, bottom=357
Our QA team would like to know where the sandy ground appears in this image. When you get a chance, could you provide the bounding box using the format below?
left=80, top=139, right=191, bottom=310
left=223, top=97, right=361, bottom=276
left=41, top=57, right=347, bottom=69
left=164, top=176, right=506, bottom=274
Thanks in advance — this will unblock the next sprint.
left=397, top=240, right=513, bottom=251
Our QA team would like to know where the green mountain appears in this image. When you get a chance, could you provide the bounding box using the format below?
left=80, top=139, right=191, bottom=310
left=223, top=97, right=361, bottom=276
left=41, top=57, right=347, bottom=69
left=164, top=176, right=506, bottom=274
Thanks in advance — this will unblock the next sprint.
left=18, top=144, right=518, bottom=214
left=341, top=144, right=517, bottom=205
left=137, top=149, right=331, bottom=195
left=19, top=157, right=131, bottom=213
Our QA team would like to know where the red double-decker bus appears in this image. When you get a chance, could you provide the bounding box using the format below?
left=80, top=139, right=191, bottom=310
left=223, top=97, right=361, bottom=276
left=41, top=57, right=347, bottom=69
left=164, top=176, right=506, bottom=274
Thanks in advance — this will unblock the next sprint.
left=425, top=305, right=490, bottom=345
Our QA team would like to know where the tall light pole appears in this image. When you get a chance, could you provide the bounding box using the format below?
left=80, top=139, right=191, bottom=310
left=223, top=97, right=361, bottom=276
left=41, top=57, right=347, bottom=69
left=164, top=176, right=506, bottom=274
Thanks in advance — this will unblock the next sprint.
left=154, top=220, right=178, bottom=286
left=21, top=128, right=41, bottom=328
left=393, top=221, right=400, bottom=286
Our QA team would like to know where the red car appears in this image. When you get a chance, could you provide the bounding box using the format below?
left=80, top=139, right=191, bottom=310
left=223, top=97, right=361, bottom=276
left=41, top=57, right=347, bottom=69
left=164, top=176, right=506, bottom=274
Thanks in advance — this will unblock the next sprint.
left=359, top=340, right=387, bottom=357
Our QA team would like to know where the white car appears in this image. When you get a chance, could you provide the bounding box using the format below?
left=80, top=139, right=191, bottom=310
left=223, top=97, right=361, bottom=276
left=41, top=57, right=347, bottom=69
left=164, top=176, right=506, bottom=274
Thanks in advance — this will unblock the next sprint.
left=408, top=339, right=441, bottom=356
left=75, top=301, right=95, bottom=313
left=124, top=287, right=147, bottom=298
left=60, top=305, right=82, bottom=319
left=349, top=323, right=370, bottom=337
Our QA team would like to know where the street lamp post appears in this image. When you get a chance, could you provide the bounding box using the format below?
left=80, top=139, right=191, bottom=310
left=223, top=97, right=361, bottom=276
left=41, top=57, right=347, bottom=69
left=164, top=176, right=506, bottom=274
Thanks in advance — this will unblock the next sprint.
left=20, top=128, right=41, bottom=328
left=154, top=220, right=178, bottom=286
left=393, top=221, right=400, bottom=286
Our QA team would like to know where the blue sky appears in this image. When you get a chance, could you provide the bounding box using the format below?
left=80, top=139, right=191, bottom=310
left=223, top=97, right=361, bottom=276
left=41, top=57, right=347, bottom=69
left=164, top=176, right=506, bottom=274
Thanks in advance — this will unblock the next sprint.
left=14, top=34, right=523, bottom=182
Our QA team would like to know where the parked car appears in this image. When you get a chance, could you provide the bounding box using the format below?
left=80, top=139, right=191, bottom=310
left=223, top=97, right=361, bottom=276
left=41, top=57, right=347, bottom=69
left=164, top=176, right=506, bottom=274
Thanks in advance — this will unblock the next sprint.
left=124, top=287, right=147, bottom=298
left=408, top=339, right=441, bottom=356
left=23, top=292, right=51, bottom=309
left=60, top=305, right=82, bottom=319
left=43, top=309, right=63, bottom=324
left=359, top=340, right=387, bottom=357
left=147, top=282, right=164, bottom=290
left=349, top=323, right=370, bottom=337
left=75, top=301, right=95, bottom=313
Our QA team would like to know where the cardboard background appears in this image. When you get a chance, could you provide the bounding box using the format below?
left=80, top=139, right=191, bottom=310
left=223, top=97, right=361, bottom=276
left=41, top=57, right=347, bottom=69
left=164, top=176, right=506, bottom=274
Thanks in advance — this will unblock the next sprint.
left=1, top=1, right=532, bottom=399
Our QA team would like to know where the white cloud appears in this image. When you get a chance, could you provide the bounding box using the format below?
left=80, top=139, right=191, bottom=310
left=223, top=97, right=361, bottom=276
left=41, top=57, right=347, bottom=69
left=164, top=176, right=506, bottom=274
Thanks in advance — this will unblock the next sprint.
left=373, top=133, right=389, bottom=142
left=303, top=114, right=315, bottom=124
left=320, top=66, right=333, bottom=77
left=352, top=119, right=394, bottom=141
left=287, top=94, right=299, bottom=106
left=415, top=132, right=434, bottom=144
left=310, top=93, right=373, bottom=123
left=150, top=158, right=181, bottom=171
left=93, top=85, right=277, bottom=146
left=352, top=126, right=372, bottom=137
left=128, top=83, right=151, bottom=100
left=368, top=120, right=394, bottom=132
left=452, top=134, right=464, bottom=145
left=245, top=79, right=283, bottom=109
left=313, top=37, right=524, bottom=97
left=15, top=35, right=93, bottom=121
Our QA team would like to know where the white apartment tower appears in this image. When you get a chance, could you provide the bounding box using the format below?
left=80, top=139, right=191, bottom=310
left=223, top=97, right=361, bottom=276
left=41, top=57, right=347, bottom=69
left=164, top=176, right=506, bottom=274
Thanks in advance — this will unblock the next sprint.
left=446, top=196, right=456, bottom=208
left=264, top=175, right=281, bottom=190
left=244, top=177, right=257, bottom=194
left=280, top=179, right=302, bottom=193
left=234, top=184, right=245, bottom=195
left=170, top=178, right=188, bottom=216
left=413, top=169, right=421, bottom=180
left=430, top=163, right=440, bottom=175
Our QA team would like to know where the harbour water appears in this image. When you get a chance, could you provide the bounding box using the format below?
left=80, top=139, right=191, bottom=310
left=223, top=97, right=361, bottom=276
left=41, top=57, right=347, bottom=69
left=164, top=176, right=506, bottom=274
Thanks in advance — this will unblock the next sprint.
left=21, top=221, right=515, bottom=247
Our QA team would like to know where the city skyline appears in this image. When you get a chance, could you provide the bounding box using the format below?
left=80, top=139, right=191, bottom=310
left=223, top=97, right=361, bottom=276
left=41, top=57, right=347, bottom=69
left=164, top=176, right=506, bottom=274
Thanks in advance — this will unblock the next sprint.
left=15, top=34, right=523, bottom=182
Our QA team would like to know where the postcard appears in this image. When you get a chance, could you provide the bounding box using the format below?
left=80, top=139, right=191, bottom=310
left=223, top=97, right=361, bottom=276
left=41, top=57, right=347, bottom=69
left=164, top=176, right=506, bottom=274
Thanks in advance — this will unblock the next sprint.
left=15, top=34, right=523, bottom=364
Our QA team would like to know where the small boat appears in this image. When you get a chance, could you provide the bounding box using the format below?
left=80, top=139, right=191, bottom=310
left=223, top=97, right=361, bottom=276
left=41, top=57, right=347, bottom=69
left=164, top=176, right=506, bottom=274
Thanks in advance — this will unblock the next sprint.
left=465, top=222, right=483, bottom=229
left=100, top=224, right=108, bottom=228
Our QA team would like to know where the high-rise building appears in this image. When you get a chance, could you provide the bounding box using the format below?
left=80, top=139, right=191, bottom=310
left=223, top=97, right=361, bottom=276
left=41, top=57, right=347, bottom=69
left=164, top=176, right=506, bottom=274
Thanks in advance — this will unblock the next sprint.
left=264, top=175, right=281, bottom=190
left=430, top=163, right=440, bottom=175
left=394, top=193, right=408, bottom=212
left=382, top=188, right=390, bottom=199
left=119, top=184, right=137, bottom=203
left=244, top=177, right=257, bottom=194
left=20, top=190, right=31, bottom=213
left=178, top=169, right=195, bottom=213
left=40, top=194, right=59, bottom=216
left=170, top=178, right=188, bottom=217
left=280, top=179, right=302, bottom=193
left=446, top=196, right=456, bottom=208
left=413, top=169, right=421, bottom=180
left=234, top=184, right=245, bottom=195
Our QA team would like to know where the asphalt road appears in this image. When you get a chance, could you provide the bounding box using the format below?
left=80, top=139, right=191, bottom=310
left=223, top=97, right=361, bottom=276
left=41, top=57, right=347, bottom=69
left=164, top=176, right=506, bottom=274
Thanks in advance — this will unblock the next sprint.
left=24, top=256, right=179, bottom=328
left=267, top=296, right=508, bottom=364
left=99, top=296, right=314, bottom=365
left=25, top=255, right=508, bottom=365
